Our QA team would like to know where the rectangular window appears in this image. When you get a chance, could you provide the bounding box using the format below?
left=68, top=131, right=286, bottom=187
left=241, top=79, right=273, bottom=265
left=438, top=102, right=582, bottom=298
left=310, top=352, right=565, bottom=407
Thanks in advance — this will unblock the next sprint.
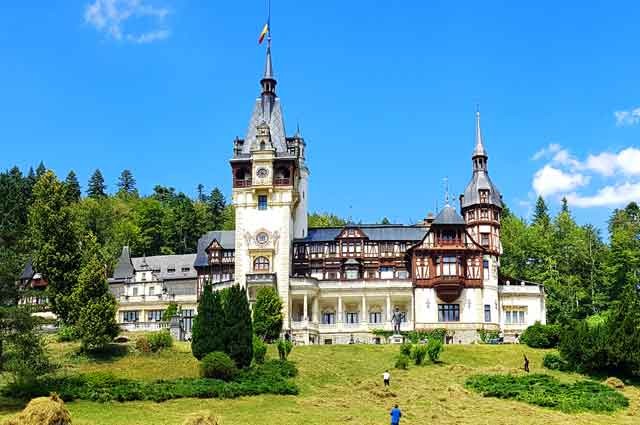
left=258, top=195, right=268, bottom=210
left=322, top=312, right=335, bottom=324
left=438, top=304, right=460, bottom=322
left=481, top=208, right=489, bottom=219
left=148, top=286, right=155, bottom=296
left=181, top=267, right=190, bottom=272
left=345, top=269, right=359, bottom=280
left=132, top=287, right=138, bottom=297
left=167, top=268, right=175, bottom=273
left=379, top=266, right=394, bottom=279
left=345, top=312, right=359, bottom=324
left=505, top=308, right=527, bottom=324
left=123, top=311, right=139, bottom=322
left=481, top=233, right=489, bottom=247
left=484, top=304, right=491, bottom=322
left=483, top=260, right=489, bottom=279
left=147, top=310, right=163, bottom=322
left=443, top=256, right=457, bottom=276
left=369, top=312, right=382, bottom=324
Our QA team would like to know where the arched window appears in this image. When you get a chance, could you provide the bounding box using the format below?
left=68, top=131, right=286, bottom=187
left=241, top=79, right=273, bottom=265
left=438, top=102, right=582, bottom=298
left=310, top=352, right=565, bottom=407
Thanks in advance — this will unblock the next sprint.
left=253, top=256, right=270, bottom=272
left=260, top=141, right=266, bottom=150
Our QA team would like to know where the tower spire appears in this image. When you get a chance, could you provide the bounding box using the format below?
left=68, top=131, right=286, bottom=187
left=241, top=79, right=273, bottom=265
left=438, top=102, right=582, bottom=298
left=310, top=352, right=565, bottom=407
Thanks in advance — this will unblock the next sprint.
left=472, top=107, right=488, bottom=172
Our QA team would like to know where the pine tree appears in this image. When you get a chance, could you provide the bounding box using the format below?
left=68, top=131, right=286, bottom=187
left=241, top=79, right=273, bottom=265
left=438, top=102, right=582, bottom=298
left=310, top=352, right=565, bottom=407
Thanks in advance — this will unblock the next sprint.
left=208, top=188, right=226, bottom=230
left=87, top=169, right=107, bottom=198
left=224, top=285, right=253, bottom=368
left=380, top=217, right=391, bottom=225
left=71, top=239, right=119, bottom=350
left=64, top=170, right=81, bottom=203
left=35, top=161, right=46, bottom=179
left=197, top=184, right=206, bottom=202
left=28, top=171, right=82, bottom=323
left=532, top=196, right=550, bottom=228
left=253, top=286, right=283, bottom=342
left=561, top=197, right=569, bottom=214
left=191, top=283, right=224, bottom=360
left=117, top=169, right=137, bottom=197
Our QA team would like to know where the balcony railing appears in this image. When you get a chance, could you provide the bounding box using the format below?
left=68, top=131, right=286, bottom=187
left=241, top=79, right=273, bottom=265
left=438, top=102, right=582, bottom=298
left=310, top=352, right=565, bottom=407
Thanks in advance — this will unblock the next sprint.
left=246, top=273, right=277, bottom=285
left=233, top=179, right=252, bottom=188
left=119, top=321, right=170, bottom=332
left=274, top=178, right=291, bottom=186
left=437, top=238, right=463, bottom=246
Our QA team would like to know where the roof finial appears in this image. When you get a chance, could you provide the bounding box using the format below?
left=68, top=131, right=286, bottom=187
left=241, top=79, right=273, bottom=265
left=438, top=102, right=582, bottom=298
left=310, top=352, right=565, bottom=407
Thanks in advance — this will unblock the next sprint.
left=473, top=106, right=487, bottom=158
left=444, top=176, right=450, bottom=206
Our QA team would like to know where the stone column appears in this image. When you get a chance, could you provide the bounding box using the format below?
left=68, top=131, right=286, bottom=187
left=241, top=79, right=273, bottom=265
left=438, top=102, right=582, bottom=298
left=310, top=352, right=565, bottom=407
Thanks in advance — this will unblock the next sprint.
left=303, top=294, right=308, bottom=321
left=361, top=295, right=367, bottom=325
left=386, top=294, right=391, bottom=322
left=313, top=296, right=319, bottom=323
left=337, top=296, right=343, bottom=324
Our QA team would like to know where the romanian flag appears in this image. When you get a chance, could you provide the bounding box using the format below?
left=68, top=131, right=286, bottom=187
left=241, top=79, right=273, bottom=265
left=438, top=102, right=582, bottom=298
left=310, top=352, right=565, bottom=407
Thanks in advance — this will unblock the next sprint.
left=258, top=23, right=269, bottom=44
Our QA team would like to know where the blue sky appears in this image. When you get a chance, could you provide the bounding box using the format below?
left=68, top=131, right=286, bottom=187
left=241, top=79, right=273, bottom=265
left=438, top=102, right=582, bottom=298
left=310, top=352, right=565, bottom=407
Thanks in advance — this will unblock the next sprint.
left=1, top=1, right=640, bottom=233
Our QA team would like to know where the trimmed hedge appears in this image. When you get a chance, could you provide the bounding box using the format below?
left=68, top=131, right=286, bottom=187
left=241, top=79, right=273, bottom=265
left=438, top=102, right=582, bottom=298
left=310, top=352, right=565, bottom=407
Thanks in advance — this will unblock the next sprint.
left=2, top=360, right=298, bottom=403
left=520, top=323, right=561, bottom=348
left=542, top=353, right=571, bottom=371
left=394, top=355, right=409, bottom=370
left=465, top=373, right=628, bottom=413
left=200, top=352, right=238, bottom=381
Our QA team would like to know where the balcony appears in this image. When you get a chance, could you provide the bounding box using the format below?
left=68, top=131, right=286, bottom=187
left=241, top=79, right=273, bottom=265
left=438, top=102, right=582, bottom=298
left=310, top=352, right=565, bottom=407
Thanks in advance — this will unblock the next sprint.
left=274, top=178, right=291, bottom=186
left=233, top=179, right=252, bottom=188
left=246, top=273, right=277, bottom=285
left=119, top=321, right=169, bottom=332
left=432, top=275, right=464, bottom=303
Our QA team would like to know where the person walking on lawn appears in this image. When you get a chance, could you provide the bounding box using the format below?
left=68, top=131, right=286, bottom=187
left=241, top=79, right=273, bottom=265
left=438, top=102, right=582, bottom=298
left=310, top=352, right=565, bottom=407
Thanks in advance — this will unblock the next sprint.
left=390, top=404, right=402, bottom=425
left=383, top=370, right=391, bottom=387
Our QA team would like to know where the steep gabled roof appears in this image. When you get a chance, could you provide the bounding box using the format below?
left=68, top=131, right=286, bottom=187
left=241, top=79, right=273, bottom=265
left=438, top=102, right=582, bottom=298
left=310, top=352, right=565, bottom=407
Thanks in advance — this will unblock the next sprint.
left=432, top=205, right=466, bottom=225
left=296, top=225, right=427, bottom=243
left=194, top=231, right=236, bottom=268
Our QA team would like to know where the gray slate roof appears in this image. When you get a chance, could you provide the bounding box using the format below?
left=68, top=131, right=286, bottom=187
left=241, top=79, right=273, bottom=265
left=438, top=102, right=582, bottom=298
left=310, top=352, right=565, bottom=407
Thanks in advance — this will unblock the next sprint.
left=296, top=225, right=427, bottom=243
left=432, top=205, right=466, bottom=225
left=460, top=171, right=502, bottom=209
left=20, top=259, right=35, bottom=280
left=194, top=231, right=236, bottom=268
left=132, top=254, right=197, bottom=280
left=112, top=246, right=134, bottom=281
left=242, top=97, right=287, bottom=154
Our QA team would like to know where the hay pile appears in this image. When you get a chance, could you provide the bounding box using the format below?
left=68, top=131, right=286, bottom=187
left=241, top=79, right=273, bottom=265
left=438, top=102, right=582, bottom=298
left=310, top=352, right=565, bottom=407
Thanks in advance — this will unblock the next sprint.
left=604, top=377, right=625, bottom=389
left=182, top=413, right=221, bottom=425
left=4, top=394, right=71, bottom=425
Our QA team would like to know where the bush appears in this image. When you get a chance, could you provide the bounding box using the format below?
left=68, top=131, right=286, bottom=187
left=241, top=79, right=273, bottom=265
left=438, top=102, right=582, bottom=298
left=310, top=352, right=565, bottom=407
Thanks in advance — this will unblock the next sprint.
left=253, top=336, right=267, bottom=364
left=3, top=360, right=299, bottom=403
left=465, top=373, right=629, bottom=413
left=277, top=339, right=292, bottom=361
left=520, top=322, right=561, bottom=348
left=399, top=342, right=412, bottom=357
left=477, top=329, right=500, bottom=343
left=200, top=352, right=238, bottom=381
left=542, top=353, right=571, bottom=371
left=411, top=344, right=428, bottom=365
left=394, top=355, right=409, bottom=370
left=191, top=284, right=224, bottom=361
left=183, top=414, right=220, bottom=425
left=559, top=320, right=609, bottom=374
left=4, top=330, right=56, bottom=385
left=135, top=336, right=151, bottom=353
left=163, top=302, right=180, bottom=322
left=147, top=330, right=173, bottom=352
left=427, top=338, right=443, bottom=362
left=56, top=325, right=78, bottom=342
left=4, top=393, right=71, bottom=425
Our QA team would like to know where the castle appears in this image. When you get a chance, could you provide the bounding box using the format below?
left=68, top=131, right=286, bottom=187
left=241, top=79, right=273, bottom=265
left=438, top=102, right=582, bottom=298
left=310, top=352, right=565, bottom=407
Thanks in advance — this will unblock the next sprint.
left=107, top=41, right=546, bottom=344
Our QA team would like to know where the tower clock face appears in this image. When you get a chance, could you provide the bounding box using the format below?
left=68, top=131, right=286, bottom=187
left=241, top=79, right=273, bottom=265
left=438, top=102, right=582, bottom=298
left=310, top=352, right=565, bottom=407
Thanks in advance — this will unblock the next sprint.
left=256, top=232, right=269, bottom=245
left=256, top=168, right=269, bottom=178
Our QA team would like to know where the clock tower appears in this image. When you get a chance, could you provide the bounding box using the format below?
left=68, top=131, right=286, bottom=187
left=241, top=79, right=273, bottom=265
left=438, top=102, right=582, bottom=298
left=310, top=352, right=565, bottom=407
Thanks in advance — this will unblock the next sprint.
left=230, top=40, right=308, bottom=330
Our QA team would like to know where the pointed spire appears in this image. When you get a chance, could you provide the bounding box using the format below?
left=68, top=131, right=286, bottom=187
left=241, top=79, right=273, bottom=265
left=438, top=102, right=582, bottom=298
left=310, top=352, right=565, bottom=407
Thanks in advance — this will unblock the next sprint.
left=473, top=107, right=487, bottom=158
left=264, top=39, right=274, bottom=80
left=260, top=36, right=277, bottom=95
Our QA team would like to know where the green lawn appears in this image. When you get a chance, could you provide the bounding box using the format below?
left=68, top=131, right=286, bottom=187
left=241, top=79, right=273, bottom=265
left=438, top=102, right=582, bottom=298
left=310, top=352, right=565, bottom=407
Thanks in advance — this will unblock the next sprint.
left=1, top=341, right=638, bottom=424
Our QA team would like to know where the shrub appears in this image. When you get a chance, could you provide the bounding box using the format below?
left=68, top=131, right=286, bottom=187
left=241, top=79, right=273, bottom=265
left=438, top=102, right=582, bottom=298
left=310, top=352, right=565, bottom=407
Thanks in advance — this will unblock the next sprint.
left=542, top=353, right=571, bottom=371
left=477, top=329, right=500, bottom=343
left=223, top=285, right=254, bottom=369
left=559, top=320, right=609, bottom=374
left=4, top=393, right=71, bottom=425
left=253, top=336, right=267, bottom=364
left=405, top=329, right=446, bottom=343
left=200, top=352, right=238, bottom=381
left=253, top=287, right=284, bottom=342
left=191, top=284, right=224, bottom=361
left=147, top=330, right=173, bottom=352
left=135, top=335, right=151, bottom=353
left=520, top=322, right=561, bottom=348
left=465, top=373, right=629, bottom=413
left=277, top=339, right=292, bottom=361
left=4, top=330, right=56, bottom=386
left=394, top=355, right=409, bottom=370
left=411, top=344, right=428, bottom=365
left=163, top=302, right=180, bottom=322
left=426, top=338, right=443, bottom=362
left=56, top=325, right=78, bottom=342
left=399, top=342, right=412, bottom=357
left=2, top=361, right=299, bottom=403
left=183, top=414, right=220, bottom=425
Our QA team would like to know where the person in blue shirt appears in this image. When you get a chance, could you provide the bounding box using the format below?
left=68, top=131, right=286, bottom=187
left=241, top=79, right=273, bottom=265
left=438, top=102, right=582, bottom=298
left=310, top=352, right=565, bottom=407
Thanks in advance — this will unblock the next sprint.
left=390, top=404, right=402, bottom=425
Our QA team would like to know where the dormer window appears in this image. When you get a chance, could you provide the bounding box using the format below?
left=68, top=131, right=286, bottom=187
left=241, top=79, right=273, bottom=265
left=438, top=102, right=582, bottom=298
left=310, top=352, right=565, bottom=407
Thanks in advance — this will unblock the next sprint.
left=479, top=190, right=489, bottom=203
left=260, top=141, right=266, bottom=150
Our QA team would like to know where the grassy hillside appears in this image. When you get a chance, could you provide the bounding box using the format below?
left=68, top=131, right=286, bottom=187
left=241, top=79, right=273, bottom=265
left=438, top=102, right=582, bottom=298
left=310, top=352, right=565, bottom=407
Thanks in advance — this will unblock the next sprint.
left=1, top=341, right=638, bottom=424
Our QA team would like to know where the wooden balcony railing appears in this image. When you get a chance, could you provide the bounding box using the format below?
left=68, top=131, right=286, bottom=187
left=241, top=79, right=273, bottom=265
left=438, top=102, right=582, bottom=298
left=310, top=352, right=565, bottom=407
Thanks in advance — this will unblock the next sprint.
left=274, top=178, right=291, bottom=186
left=233, top=179, right=252, bottom=188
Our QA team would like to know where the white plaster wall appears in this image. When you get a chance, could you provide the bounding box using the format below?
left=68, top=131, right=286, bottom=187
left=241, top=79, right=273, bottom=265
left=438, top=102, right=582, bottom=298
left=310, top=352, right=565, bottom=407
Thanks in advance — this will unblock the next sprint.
left=293, top=166, right=309, bottom=239
left=414, top=288, right=438, bottom=324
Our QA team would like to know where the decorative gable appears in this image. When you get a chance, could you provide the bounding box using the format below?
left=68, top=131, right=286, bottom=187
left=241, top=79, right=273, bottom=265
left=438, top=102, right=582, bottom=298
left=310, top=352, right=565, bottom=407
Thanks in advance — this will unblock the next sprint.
left=336, top=227, right=368, bottom=239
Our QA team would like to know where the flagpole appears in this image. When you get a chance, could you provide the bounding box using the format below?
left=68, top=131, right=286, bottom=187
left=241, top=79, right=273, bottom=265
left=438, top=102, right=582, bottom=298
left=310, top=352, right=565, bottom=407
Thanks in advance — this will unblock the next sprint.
left=267, top=0, right=272, bottom=46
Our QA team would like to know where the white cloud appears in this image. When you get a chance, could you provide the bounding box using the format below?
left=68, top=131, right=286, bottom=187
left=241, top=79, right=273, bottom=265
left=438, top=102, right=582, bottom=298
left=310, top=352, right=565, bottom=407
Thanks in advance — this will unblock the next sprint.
left=566, top=182, right=640, bottom=208
left=84, top=0, right=170, bottom=44
left=614, top=107, right=640, bottom=126
left=584, top=147, right=640, bottom=176
left=532, top=143, right=562, bottom=160
left=532, top=165, right=590, bottom=197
